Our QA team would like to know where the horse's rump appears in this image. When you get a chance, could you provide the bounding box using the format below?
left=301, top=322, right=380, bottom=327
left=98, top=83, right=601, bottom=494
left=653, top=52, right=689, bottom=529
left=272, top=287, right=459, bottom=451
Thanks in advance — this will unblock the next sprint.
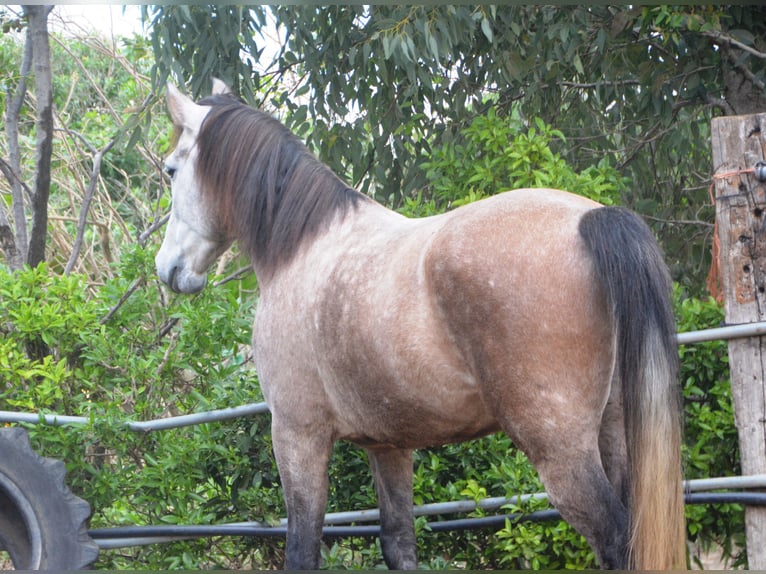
left=420, top=190, right=615, bottom=449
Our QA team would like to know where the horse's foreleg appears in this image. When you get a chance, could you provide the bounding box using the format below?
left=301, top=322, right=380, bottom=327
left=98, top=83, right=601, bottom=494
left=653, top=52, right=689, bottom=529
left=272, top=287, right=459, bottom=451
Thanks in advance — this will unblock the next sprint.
left=272, top=419, right=333, bottom=570
left=368, top=447, right=418, bottom=570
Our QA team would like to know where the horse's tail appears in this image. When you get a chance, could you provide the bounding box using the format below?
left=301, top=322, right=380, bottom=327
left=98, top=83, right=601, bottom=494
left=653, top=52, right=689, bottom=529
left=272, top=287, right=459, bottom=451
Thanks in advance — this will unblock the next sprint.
left=579, top=206, right=686, bottom=570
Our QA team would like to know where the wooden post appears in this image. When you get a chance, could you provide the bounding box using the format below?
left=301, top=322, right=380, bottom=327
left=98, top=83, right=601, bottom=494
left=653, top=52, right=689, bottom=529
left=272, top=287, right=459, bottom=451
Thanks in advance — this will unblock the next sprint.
left=711, top=112, right=766, bottom=569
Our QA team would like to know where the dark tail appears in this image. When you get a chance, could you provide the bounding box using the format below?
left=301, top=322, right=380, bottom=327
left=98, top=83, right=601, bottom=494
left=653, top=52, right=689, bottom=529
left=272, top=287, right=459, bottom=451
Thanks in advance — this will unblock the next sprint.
left=579, top=206, right=686, bottom=570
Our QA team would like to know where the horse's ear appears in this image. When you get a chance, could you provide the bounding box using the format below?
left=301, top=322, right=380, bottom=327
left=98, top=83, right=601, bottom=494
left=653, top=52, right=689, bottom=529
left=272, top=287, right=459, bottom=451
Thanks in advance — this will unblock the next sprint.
left=166, top=82, right=208, bottom=130
left=166, top=83, right=191, bottom=126
left=211, top=78, right=232, bottom=95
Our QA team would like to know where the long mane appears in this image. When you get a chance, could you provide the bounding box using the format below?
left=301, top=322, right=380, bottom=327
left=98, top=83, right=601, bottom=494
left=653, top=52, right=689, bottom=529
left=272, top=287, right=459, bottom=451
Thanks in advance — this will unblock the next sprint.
left=195, top=94, right=368, bottom=276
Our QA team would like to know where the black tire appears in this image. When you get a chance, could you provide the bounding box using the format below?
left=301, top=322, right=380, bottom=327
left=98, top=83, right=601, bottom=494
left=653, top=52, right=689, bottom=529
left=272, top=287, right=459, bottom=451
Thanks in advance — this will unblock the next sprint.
left=0, top=427, right=99, bottom=569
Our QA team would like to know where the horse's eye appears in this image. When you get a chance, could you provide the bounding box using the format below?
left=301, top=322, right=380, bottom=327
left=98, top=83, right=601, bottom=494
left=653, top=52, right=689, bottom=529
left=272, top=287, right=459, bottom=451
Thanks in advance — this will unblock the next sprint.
left=164, top=165, right=177, bottom=179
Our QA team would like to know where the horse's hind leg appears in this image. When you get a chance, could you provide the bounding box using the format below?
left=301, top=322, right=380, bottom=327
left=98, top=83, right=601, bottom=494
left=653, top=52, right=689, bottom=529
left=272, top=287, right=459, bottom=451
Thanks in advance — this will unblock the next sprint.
left=599, top=387, right=629, bottom=507
left=533, top=444, right=629, bottom=569
left=271, top=418, right=334, bottom=570
left=368, top=447, right=418, bottom=569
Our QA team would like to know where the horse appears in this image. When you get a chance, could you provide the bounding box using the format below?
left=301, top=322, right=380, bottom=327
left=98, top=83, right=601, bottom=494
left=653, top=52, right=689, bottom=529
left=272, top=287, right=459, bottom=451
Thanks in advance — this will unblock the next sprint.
left=155, top=79, right=686, bottom=570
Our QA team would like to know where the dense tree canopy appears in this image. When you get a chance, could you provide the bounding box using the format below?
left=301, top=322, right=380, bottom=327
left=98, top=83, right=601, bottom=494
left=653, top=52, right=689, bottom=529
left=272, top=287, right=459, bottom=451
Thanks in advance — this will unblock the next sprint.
left=146, top=4, right=766, bottom=292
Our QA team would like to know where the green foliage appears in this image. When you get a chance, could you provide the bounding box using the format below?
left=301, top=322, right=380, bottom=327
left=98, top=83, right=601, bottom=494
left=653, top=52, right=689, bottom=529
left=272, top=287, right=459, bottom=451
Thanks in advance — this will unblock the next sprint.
left=142, top=5, right=263, bottom=104
left=0, top=253, right=281, bottom=569
left=415, top=110, right=625, bottom=213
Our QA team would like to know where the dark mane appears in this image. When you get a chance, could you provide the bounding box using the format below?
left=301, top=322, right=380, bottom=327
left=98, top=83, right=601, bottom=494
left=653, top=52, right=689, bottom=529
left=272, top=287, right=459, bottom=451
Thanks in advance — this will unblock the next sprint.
left=195, top=94, right=367, bottom=276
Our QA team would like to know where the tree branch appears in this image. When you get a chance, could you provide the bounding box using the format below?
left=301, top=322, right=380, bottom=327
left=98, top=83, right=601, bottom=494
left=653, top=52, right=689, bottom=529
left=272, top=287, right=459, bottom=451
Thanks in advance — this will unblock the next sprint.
left=704, top=94, right=735, bottom=115
left=138, top=213, right=170, bottom=247
left=0, top=157, right=34, bottom=199
left=642, top=214, right=714, bottom=229
left=64, top=138, right=116, bottom=275
left=725, top=48, right=766, bottom=92
left=0, top=208, right=21, bottom=269
left=99, top=276, right=144, bottom=324
left=700, top=29, right=766, bottom=60
left=212, top=265, right=253, bottom=287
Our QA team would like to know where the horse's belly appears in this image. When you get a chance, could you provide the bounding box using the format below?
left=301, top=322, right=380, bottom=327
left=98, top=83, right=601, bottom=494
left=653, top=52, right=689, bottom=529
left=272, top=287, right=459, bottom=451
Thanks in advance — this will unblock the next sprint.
left=341, top=418, right=502, bottom=450
left=326, top=367, right=500, bottom=449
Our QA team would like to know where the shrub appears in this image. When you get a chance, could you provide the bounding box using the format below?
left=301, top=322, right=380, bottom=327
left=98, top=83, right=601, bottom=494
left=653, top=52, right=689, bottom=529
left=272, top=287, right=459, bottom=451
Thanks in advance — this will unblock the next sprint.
left=415, top=109, right=626, bottom=212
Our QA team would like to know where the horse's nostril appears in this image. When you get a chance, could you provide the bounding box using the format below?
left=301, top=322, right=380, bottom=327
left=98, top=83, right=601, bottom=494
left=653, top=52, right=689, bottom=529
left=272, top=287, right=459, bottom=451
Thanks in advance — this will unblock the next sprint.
left=167, top=266, right=181, bottom=293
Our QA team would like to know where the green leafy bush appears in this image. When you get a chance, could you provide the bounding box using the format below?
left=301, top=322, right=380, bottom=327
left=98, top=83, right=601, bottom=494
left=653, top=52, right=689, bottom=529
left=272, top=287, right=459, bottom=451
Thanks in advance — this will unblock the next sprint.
left=0, top=251, right=281, bottom=569
left=415, top=109, right=627, bottom=213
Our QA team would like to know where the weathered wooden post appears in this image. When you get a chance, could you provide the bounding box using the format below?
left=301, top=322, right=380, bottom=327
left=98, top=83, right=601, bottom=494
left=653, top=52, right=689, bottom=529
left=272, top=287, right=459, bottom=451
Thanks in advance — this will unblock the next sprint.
left=711, top=112, right=766, bottom=569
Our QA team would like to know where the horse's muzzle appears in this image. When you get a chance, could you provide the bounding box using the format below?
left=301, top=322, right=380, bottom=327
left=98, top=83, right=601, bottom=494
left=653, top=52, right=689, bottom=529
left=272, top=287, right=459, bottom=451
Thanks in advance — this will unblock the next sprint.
left=158, top=263, right=207, bottom=295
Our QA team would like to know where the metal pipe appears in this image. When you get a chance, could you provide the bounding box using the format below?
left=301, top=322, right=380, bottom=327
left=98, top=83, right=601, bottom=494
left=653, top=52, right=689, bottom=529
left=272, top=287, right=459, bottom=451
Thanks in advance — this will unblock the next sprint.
left=415, top=492, right=549, bottom=518
left=685, top=474, right=766, bottom=492
left=124, top=402, right=270, bottom=432
left=283, top=476, right=766, bottom=528
left=676, top=321, right=766, bottom=345
left=0, top=411, right=90, bottom=426
left=187, top=475, right=766, bottom=533
left=0, top=402, right=271, bottom=430
left=95, top=536, right=197, bottom=550
left=88, top=491, right=766, bottom=549
left=227, top=492, right=552, bottom=528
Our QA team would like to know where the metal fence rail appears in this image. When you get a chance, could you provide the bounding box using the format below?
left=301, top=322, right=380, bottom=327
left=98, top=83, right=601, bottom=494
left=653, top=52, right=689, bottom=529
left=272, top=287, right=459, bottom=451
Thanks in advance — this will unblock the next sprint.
left=88, top=480, right=766, bottom=549
left=0, top=401, right=270, bottom=431
left=675, top=320, right=766, bottom=345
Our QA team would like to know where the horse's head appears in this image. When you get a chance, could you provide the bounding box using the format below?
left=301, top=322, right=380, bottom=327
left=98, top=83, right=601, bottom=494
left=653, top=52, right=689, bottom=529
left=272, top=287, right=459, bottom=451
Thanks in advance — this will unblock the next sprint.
left=155, top=80, right=233, bottom=294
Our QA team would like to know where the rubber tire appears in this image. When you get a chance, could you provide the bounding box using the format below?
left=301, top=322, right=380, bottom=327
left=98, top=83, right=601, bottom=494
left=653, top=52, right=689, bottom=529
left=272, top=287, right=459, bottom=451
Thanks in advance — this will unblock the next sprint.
left=0, top=427, right=99, bottom=569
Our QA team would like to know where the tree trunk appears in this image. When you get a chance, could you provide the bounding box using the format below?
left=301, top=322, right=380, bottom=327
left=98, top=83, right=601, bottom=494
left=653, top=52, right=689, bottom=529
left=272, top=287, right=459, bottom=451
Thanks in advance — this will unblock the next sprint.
left=0, top=14, right=34, bottom=270
left=711, top=112, right=766, bottom=569
left=0, top=208, right=23, bottom=268
left=24, top=5, right=53, bottom=268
